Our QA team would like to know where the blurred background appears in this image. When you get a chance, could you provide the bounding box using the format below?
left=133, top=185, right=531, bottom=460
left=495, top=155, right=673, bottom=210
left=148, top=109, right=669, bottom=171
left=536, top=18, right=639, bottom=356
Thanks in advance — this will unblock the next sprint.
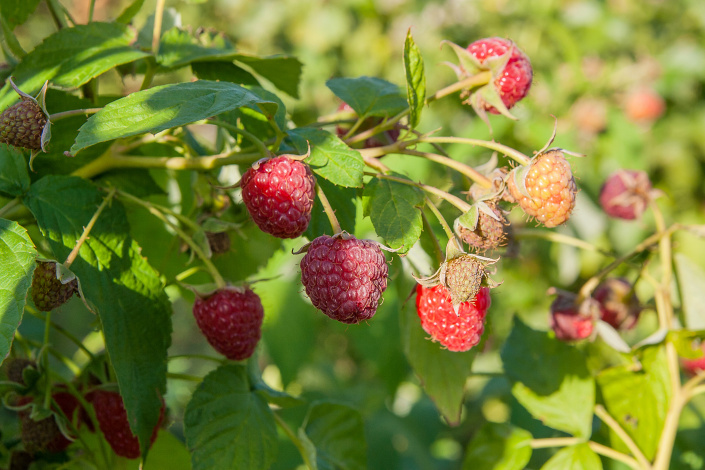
left=7, top=0, right=705, bottom=469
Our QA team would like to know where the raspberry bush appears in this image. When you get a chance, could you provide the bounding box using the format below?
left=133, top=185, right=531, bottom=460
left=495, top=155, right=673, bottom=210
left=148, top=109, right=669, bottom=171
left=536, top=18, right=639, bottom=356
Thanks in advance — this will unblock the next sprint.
left=0, top=1, right=704, bottom=470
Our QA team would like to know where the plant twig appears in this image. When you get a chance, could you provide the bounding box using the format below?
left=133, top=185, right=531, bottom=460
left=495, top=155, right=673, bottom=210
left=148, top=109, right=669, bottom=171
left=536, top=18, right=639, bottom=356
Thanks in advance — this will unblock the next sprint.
left=400, top=149, right=492, bottom=188
left=64, top=188, right=116, bottom=268
left=594, top=405, right=651, bottom=470
left=50, top=108, right=102, bottom=121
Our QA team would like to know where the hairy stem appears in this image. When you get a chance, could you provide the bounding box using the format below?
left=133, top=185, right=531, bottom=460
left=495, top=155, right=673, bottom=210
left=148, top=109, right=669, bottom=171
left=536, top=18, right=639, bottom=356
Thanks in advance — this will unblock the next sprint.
left=424, top=196, right=456, bottom=243
left=50, top=108, right=102, bottom=121
left=400, top=149, right=492, bottom=188
left=316, top=184, right=342, bottom=234
left=64, top=188, right=116, bottom=267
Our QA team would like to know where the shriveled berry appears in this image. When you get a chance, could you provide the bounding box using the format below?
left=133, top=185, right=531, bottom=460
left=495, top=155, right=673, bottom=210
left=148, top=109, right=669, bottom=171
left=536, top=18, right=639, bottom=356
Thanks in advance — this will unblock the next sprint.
left=466, top=37, right=533, bottom=114
left=193, top=287, right=264, bottom=360
left=457, top=201, right=508, bottom=251
left=205, top=231, right=231, bottom=255
left=593, top=278, right=641, bottom=330
left=549, top=291, right=598, bottom=341
left=31, top=261, right=77, bottom=312
left=507, top=150, right=577, bottom=227
left=88, top=390, right=164, bottom=459
left=599, top=170, right=652, bottom=220
left=0, top=100, right=47, bottom=150
left=241, top=156, right=316, bottom=239
left=300, top=234, right=388, bottom=324
left=416, top=284, right=491, bottom=352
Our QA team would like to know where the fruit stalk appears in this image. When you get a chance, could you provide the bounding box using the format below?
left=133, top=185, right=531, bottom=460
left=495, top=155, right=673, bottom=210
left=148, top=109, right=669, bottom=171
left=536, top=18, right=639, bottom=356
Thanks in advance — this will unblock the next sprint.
left=594, top=405, right=651, bottom=470
left=316, top=184, right=342, bottom=234
left=421, top=136, right=532, bottom=166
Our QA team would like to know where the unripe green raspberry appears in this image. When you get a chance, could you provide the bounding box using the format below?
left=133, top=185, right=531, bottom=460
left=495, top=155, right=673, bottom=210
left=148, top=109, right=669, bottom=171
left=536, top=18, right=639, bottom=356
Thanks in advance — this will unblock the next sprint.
left=31, top=261, right=78, bottom=312
left=0, top=100, right=47, bottom=150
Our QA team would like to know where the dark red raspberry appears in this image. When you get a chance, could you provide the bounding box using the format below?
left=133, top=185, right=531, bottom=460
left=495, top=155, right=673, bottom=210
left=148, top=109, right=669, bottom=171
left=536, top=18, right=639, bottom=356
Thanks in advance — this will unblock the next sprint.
left=17, top=391, right=81, bottom=454
left=599, top=170, right=653, bottom=220
left=31, top=261, right=78, bottom=312
left=549, top=291, right=598, bottom=341
left=335, top=102, right=401, bottom=148
left=240, top=156, right=316, bottom=239
left=466, top=37, right=533, bottom=114
left=193, top=287, right=264, bottom=360
left=0, top=100, right=47, bottom=150
left=299, top=234, right=388, bottom=324
left=416, top=284, right=491, bottom=352
left=593, top=278, right=641, bottom=330
left=88, top=390, right=164, bottom=459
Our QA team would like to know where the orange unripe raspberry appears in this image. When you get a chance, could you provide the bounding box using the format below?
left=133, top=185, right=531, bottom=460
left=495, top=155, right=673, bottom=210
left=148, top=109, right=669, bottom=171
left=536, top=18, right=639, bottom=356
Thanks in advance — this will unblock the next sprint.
left=506, top=150, right=577, bottom=228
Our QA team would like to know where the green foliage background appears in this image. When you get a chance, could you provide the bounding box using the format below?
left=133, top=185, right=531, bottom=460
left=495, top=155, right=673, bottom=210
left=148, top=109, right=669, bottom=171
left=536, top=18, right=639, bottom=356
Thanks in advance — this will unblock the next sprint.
left=2, top=0, right=705, bottom=469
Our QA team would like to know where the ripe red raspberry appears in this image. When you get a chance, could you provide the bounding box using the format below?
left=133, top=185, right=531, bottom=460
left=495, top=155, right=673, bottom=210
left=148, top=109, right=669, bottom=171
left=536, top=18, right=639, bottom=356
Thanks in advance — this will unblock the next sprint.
left=299, top=234, right=388, bottom=324
left=599, top=170, right=653, bottom=220
left=416, top=284, right=491, bottom=352
left=88, top=390, right=164, bottom=459
left=466, top=37, right=532, bottom=114
left=240, top=156, right=316, bottom=239
left=624, top=87, right=665, bottom=123
left=593, top=278, right=641, bottom=330
left=31, top=261, right=78, bottom=312
left=506, top=150, right=577, bottom=227
left=549, top=291, right=598, bottom=341
left=0, top=100, right=47, bottom=150
left=193, top=287, right=264, bottom=360
left=335, top=102, right=401, bottom=148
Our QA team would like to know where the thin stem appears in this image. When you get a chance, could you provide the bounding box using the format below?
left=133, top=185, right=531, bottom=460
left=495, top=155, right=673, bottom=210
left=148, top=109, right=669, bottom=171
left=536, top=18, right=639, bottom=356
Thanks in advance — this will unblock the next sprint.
left=116, top=189, right=200, bottom=233
left=49, top=108, right=102, bottom=121
left=363, top=156, right=390, bottom=173
left=46, top=0, right=69, bottom=29
left=594, top=405, right=651, bottom=470
left=0, top=198, right=20, bottom=217
left=578, top=224, right=679, bottom=301
left=88, top=0, right=96, bottom=22
left=316, top=184, right=341, bottom=234
left=152, top=0, right=166, bottom=54
left=689, top=384, right=705, bottom=398
left=118, top=192, right=226, bottom=288
left=167, top=373, right=203, bottom=383
left=652, top=368, right=685, bottom=470
left=366, top=172, right=472, bottom=213
left=421, top=137, right=532, bottom=166
left=530, top=437, right=581, bottom=448
left=424, top=196, right=455, bottom=242
left=71, top=149, right=261, bottom=180
left=400, top=149, right=492, bottom=188
left=420, top=211, right=444, bottom=266
left=64, top=188, right=116, bottom=268
left=515, top=229, right=611, bottom=255
left=651, top=201, right=674, bottom=328
left=24, top=307, right=95, bottom=361
left=342, top=116, right=366, bottom=141
left=209, top=119, right=271, bottom=158
left=273, top=412, right=315, bottom=470
left=168, top=354, right=224, bottom=364
left=175, top=266, right=206, bottom=282
left=140, top=58, right=157, bottom=90
left=588, top=441, right=641, bottom=470
left=42, top=310, right=52, bottom=409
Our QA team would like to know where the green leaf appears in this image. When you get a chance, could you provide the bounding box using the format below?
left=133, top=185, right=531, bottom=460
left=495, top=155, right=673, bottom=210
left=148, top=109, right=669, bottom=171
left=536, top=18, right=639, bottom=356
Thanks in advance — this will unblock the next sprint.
left=462, top=423, right=532, bottom=470
left=142, top=431, right=193, bottom=470
left=0, top=14, right=26, bottom=59
left=217, top=86, right=287, bottom=143
left=305, top=178, right=357, bottom=239
left=22, top=176, right=171, bottom=457
left=184, top=364, right=278, bottom=470
left=326, top=77, right=408, bottom=118
left=116, top=0, right=146, bottom=23
left=0, top=219, right=36, bottom=364
left=70, top=81, right=276, bottom=154
left=403, top=29, right=425, bottom=130
left=597, top=345, right=671, bottom=460
left=157, top=27, right=234, bottom=69
left=96, top=170, right=165, bottom=198
left=500, top=318, right=595, bottom=438
left=0, top=144, right=29, bottom=196
left=540, top=444, right=602, bottom=470
left=362, top=174, right=423, bottom=253
left=302, top=402, right=367, bottom=470
left=0, top=23, right=150, bottom=109
left=0, top=0, right=41, bottom=29
left=236, top=55, right=302, bottom=99
left=401, top=300, right=477, bottom=425
left=675, top=253, right=705, bottom=330
left=286, top=128, right=364, bottom=188
left=191, top=61, right=260, bottom=87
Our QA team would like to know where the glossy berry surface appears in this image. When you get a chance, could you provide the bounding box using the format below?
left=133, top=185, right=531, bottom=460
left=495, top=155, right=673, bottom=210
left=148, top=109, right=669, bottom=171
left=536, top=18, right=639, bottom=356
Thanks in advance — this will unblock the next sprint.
left=599, top=169, right=652, bottom=220
left=300, top=235, right=388, bottom=324
left=507, top=150, right=577, bottom=227
left=31, top=261, right=77, bottom=312
left=193, top=288, right=264, bottom=360
left=0, top=100, right=46, bottom=150
left=89, top=390, right=163, bottom=459
left=241, top=156, right=316, bottom=239
left=467, top=37, right=533, bottom=114
left=416, top=285, right=491, bottom=352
